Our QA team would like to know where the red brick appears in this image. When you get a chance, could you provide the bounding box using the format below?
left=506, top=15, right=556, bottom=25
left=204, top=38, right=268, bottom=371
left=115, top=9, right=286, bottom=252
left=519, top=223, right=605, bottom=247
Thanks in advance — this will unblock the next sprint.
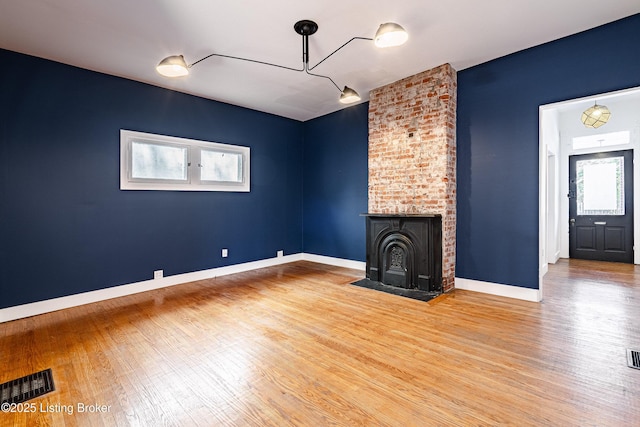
left=369, top=64, right=457, bottom=292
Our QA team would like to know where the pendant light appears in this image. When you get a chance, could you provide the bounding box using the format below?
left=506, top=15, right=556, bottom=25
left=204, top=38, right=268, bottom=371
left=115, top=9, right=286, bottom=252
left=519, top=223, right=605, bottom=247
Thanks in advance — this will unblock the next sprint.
left=374, top=23, right=409, bottom=48
left=339, top=86, right=361, bottom=104
left=156, top=55, right=189, bottom=77
left=581, top=102, right=611, bottom=128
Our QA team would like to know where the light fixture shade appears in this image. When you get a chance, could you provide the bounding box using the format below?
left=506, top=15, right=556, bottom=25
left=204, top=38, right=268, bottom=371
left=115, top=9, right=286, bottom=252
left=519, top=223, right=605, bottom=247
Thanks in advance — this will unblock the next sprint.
left=156, top=55, right=189, bottom=77
left=374, top=23, right=409, bottom=48
left=581, top=103, right=611, bottom=128
left=339, top=86, right=361, bottom=104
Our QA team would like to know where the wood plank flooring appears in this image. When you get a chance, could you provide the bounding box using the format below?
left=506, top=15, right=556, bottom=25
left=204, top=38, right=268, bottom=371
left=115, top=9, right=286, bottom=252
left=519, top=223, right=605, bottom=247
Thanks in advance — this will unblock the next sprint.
left=1, top=259, right=639, bottom=426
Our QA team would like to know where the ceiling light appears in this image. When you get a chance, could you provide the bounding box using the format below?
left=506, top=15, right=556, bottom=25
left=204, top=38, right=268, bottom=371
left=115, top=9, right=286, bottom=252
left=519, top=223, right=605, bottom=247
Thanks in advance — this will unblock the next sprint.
left=374, top=23, right=409, bottom=48
left=156, top=19, right=407, bottom=104
left=156, top=55, right=189, bottom=77
left=339, top=86, right=361, bottom=104
left=581, top=102, right=611, bottom=128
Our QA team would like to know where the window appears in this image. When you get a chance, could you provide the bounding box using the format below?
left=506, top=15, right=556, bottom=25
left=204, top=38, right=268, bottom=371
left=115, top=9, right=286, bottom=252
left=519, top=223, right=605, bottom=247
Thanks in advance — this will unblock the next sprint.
left=120, top=130, right=250, bottom=192
left=576, top=156, right=625, bottom=216
left=200, top=149, right=243, bottom=183
left=572, top=130, right=630, bottom=151
left=130, top=141, right=188, bottom=182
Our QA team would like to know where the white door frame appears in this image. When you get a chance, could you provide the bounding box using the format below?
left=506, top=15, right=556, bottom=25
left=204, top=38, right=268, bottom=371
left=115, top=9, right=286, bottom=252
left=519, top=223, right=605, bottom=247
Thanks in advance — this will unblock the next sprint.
left=539, top=87, right=640, bottom=298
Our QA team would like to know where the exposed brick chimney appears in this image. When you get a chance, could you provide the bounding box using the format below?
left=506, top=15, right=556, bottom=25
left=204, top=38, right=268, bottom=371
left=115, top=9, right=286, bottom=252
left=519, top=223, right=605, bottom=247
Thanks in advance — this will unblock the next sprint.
left=368, top=64, right=457, bottom=292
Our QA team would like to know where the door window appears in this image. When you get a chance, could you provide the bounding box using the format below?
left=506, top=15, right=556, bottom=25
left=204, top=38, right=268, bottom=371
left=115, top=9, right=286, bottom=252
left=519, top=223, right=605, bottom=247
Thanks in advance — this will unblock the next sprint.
left=576, top=156, right=625, bottom=216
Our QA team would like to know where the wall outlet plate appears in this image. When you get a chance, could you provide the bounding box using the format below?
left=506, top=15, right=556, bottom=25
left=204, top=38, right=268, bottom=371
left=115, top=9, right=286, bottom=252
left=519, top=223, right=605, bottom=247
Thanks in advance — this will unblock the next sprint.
left=277, top=250, right=284, bottom=257
left=154, top=270, right=163, bottom=279
left=222, top=248, right=228, bottom=258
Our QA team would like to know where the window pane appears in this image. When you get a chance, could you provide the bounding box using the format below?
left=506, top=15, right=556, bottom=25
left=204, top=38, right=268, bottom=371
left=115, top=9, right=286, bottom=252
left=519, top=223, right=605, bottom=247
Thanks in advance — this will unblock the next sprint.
left=576, top=156, right=624, bottom=215
left=131, top=141, right=187, bottom=181
left=572, top=131, right=630, bottom=150
left=201, top=150, right=242, bottom=183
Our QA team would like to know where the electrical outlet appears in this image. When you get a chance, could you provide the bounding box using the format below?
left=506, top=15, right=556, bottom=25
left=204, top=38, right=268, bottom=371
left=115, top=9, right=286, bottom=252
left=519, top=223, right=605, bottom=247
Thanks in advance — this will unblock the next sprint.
left=277, top=250, right=284, bottom=257
left=154, top=270, right=163, bottom=279
left=222, top=248, right=228, bottom=258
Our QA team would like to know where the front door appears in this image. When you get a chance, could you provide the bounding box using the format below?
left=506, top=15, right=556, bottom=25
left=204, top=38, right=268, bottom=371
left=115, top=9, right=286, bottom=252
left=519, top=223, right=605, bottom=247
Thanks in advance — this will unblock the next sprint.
left=569, top=150, right=633, bottom=263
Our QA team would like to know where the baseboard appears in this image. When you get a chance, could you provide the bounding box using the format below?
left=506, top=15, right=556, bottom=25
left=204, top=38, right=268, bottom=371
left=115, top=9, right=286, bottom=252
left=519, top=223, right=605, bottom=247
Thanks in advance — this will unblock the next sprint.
left=1, top=255, right=539, bottom=324
left=301, top=253, right=366, bottom=271
left=0, top=253, right=304, bottom=324
left=454, top=277, right=542, bottom=302
left=540, top=262, right=549, bottom=276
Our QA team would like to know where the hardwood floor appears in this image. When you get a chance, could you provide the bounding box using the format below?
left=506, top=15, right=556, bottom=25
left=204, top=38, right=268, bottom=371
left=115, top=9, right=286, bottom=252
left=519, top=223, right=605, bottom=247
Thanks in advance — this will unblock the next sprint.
left=1, top=259, right=639, bottom=426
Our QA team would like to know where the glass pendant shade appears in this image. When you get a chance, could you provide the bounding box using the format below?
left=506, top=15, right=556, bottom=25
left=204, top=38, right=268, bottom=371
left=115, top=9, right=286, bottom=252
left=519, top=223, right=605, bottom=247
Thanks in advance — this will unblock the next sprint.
left=374, top=23, right=409, bottom=48
left=339, top=86, right=361, bottom=104
left=581, top=103, right=611, bottom=128
left=156, top=55, right=189, bottom=77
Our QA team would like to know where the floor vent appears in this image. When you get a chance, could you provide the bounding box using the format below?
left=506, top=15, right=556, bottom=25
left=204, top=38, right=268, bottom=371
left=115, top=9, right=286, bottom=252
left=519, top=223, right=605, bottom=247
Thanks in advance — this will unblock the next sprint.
left=627, top=349, right=640, bottom=369
left=0, top=368, right=55, bottom=404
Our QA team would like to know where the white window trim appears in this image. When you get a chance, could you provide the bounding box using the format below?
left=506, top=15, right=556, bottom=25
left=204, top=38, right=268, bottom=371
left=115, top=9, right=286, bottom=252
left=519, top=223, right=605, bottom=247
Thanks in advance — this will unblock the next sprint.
left=120, top=130, right=250, bottom=192
left=571, top=130, right=631, bottom=151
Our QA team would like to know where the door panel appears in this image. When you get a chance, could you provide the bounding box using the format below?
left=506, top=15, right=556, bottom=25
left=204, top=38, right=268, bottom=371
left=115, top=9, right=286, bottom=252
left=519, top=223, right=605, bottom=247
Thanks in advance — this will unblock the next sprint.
left=575, top=226, right=596, bottom=250
left=569, top=150, right=633, bottom=263
left=604, top=227, right=625, bottom=252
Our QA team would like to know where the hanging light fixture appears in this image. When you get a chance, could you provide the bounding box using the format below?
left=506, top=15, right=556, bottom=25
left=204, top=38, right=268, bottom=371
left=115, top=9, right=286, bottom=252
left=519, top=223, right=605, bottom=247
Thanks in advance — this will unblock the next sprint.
left=155, top=55, right=189, bottom=77
left=339, top=86, right=361, bottom=104
left=581, top=102, right=611, bottom=128
left=156, top=19, right=408, bottom=105
left=374, top=23, right=409, bottom=48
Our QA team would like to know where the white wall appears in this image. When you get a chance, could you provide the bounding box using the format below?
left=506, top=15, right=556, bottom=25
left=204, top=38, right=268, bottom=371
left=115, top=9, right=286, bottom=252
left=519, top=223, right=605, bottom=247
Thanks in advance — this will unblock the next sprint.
left=543, top=109, right=561, bottom=264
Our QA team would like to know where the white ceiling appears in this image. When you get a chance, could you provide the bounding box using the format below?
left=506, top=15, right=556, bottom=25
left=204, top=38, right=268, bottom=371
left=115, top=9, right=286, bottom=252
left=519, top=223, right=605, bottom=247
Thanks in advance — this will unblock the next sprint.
left=1, top=1, right=639, bottom=121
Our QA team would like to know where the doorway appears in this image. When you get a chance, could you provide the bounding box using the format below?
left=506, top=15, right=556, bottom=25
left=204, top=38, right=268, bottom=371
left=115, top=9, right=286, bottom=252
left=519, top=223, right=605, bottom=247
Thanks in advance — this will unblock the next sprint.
left=568, top=150, right=633, bottom=263
left=539, top=86, right=640, bottom=293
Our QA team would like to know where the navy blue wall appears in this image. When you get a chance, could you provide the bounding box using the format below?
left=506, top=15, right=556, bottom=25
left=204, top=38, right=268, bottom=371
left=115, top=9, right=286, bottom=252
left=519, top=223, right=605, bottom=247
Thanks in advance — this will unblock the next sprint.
left=3, top=14, right=640, bottom=309
left=457, top=14, right=640, bottom=288
left=302, top=103, right=369, bottom=261
left=0, top=49, right=304, bottom=309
